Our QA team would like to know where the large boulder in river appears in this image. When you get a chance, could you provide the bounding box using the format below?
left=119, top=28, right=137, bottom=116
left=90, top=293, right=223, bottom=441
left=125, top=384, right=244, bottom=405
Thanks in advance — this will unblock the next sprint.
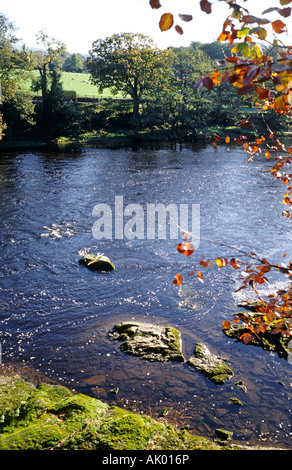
left=109, top=321, right=184, bottom=363
left=186, top=343, right=233, bottom=385
left=79, top=253, right=115, bottom=272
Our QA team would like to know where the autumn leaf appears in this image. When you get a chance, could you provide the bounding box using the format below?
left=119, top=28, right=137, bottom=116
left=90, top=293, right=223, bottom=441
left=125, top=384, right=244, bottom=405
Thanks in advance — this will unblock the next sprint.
left=240, top=333, right=254, bottom=344
left=225, top=136, right=231, bottom=143
left=196, top=270, right=204, bottom=283
left=230, top=258, right=241, bottom=269
left=256, top=87, right=270, bottom=100
left=149, top=0, right=161, bottom=9
left=212, top=70, right=221, bottom=85
left=200, top=0, right=212, bottom=14
left=184, top=242, right=195, bottom=257
left=222, top=320, right=231, bottom=330
left=215, top=258, right=227, bottom=267
left=159, top=13, right=174, bottom=31
left=177, top=243, right=186, bottom=254
left=173, top=273, right=183, bottom=286
left=274, top=95, right=288, bottom=113
left=178, top=14, right=193, bottom=22
left=272, top=19, right=286, bottom=34
left=175, top=25, right=184, bottom=35
left=280, top=0, right=292, bottom=6
left=265, top=151, right=271, bottom=159
left=200, top=259, right=209, bottom=268
left=202, top=76, right=214, bottom=90
left=177, top=242, right=194, bottom=256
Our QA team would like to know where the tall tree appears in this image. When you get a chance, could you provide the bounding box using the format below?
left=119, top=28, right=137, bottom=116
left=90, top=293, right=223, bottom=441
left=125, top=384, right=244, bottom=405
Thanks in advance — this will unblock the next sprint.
left=87, top=33, right=175, bottom=126
left=0, top=13, right=33, bottom=138
left=34, top=30, right=66, bottom=114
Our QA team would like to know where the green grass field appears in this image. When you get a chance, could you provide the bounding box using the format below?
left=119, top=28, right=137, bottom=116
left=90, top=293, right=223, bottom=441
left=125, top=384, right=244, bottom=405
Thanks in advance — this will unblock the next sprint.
left=27, top=71, right=123, bottom=98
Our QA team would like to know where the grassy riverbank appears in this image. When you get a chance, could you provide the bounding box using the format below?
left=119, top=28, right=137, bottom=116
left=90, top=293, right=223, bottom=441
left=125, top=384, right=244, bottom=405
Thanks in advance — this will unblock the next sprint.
left=0, top=124, right=258, bottom=152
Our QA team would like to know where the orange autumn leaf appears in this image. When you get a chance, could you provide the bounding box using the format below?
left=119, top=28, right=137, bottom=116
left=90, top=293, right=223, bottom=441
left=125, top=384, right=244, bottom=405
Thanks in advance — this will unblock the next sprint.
left=212, top=70, right=221, bottom=85
left=225, top=136, right=231, bottom=143
left=265, top=151, right=271, bottom=159
left=230, top=258, right=241, bottom=269
left=222, top=320, right=231, bottom=330
left=159, top=13, right=174, bottom=31
left=215, top=258, right=227, bottom=267
left=177, top=243, right=185, bottom=253
left=274, top=95, right=288, bottom=113
left=200, top=259, right=209, bottom=268
left=196, top=270, right=204, bottom=283
left=177, top=242, right=194, bottom=256
left=183, top=242, right=195, bottom=257
left=173, top=273, right=183, bottom=286
left=272, top=19, right=286, bottom=34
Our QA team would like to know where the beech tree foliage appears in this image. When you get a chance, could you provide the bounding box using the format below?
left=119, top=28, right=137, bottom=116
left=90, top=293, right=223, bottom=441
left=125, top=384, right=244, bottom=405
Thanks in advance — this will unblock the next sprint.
left=150, top=1, right=292, bottom=350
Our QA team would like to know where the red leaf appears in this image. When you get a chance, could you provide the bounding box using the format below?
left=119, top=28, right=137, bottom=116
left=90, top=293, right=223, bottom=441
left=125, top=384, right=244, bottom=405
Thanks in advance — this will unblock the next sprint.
left=240, top=333, right=254, bottom=344
left=200, top=0, right=212, bottom=14
left=237, top=84, right=257, bottom=96
left=149, top=0, right=161, bottom=8
left=178, top=14, right=193, bottom=22
left=202, top=76, right=214, bottom=90
left=175, top=25, right=184, bottom=35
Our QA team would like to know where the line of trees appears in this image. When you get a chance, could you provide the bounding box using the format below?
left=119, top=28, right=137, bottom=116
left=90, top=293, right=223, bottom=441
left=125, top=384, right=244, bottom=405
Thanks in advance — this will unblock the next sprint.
left=0, top=12, right=290, bottom=143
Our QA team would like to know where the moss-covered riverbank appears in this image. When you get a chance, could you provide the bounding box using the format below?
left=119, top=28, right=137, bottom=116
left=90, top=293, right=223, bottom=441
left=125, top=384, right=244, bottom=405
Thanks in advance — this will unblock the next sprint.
left=0, top=373, right=287, bottom=451
left=0, top=374, right=222, bottom=450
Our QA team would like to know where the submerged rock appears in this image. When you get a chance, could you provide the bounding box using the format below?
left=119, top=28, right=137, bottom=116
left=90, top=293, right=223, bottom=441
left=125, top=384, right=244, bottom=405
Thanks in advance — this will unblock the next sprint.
left=109, top=321, right=184, bottom=363
left=186, top=343, right=233, bottom=384
left=79, top=253, right=115, bottom=272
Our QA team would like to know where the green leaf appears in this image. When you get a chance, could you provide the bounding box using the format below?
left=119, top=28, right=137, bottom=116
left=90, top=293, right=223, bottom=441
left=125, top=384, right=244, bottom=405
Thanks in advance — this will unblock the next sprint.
left=237, top=28, right=250, bottom=38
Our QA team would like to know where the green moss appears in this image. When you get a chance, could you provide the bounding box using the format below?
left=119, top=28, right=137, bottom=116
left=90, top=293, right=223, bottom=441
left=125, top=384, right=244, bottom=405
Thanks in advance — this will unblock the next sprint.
left=186, top=343, right=233, bottom=384
left=0, top=375, right=224, bottom=450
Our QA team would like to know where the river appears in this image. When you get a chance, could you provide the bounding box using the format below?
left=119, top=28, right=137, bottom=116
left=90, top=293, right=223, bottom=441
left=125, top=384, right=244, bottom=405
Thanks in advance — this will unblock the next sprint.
left=0, top=141, right=291, bottom=448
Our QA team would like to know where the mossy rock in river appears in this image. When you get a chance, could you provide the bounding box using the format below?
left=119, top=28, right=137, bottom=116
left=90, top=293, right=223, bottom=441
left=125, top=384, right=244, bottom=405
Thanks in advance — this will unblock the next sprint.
left=79, top=253, right=115, bottom=272
left=109, top=321, right=185, bottom=363
left=186, top=343, right=233, bottom=385
left=0, top=375, right=221, bottom=450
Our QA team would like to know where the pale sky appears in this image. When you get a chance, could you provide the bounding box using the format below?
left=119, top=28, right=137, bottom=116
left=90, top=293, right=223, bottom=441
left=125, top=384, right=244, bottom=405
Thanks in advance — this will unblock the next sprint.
left=0, top=0, right=290, bottom=54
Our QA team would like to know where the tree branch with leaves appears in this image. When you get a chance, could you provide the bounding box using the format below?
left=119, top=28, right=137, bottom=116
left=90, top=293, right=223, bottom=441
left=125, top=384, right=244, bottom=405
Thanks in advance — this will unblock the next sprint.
left=150, top=0, right=292, bottom=355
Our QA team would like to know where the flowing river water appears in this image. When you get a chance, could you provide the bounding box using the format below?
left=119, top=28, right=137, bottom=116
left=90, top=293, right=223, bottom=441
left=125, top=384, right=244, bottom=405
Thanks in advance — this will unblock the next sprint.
left=0, top=141, right=291, bottom=448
